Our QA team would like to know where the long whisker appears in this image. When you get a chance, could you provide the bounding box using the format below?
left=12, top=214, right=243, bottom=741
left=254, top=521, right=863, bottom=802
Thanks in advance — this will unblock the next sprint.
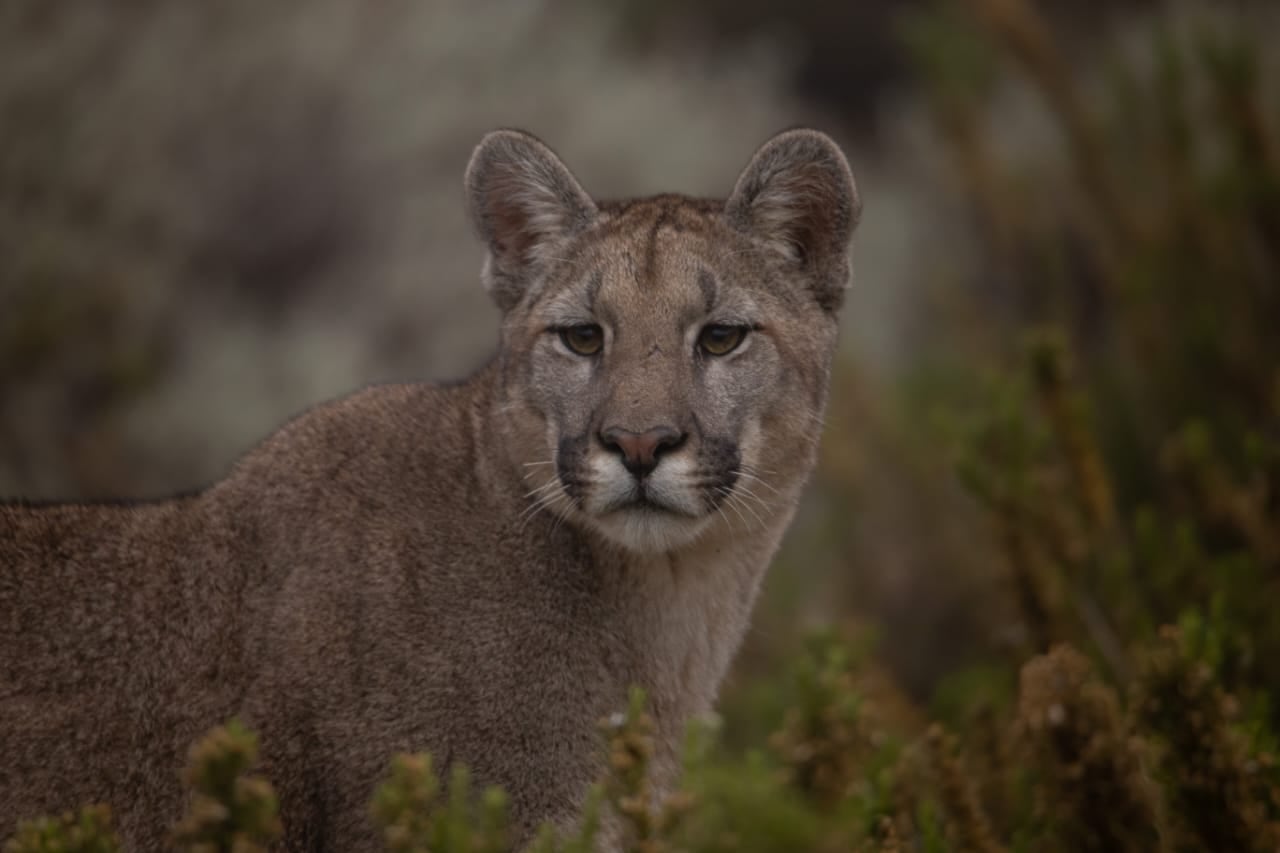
left=519, top=501, right=556, bottom=533
left=518, top=497, right=553, bottom=528
left=715, top=487, right=754, bottom=531
left=519, top=485, right=568, bottom=530
left=522, top=466, right=557, bottom=482
left=682, top=476, right=739, bottom=534
left=523, top=478, right=562, bottom=500
left=731, top=483, right=774, bottom=518
left=799, top=407, right=828, bottom=430
left=735, top=469, right=785, bottom=499
left=726, top=490, right=767, bottom=530
left=711, top=500, right=738, bottom=534
left=547, top=492, right=576, bottom=537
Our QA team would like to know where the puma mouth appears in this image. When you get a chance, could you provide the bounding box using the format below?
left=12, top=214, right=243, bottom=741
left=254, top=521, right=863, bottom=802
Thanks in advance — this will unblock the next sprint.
left=590, top=501, right=712, bottom=552
left=602, top=495, right=698, bottom=519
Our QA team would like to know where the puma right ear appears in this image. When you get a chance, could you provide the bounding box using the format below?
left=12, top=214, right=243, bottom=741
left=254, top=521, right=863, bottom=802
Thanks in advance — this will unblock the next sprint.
left=465, top=129, right=597, bottom=312
left=725, top=129, right=860, bottom=313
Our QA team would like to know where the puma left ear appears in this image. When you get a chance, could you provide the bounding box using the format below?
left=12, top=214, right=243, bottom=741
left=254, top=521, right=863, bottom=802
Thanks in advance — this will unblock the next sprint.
left=465, top=129, right=597, bottom=312
left=725, top=129, right=860, bottom=312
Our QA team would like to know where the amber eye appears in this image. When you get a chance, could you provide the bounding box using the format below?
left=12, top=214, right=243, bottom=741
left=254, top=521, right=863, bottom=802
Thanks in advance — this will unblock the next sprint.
left=698, top=324, right=747, bottom=356
left=560, top=324, right=604, bottom=356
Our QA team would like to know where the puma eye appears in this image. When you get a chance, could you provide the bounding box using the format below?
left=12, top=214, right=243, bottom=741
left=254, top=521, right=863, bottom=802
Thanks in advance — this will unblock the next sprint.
left=698, top=324, right=747, bottom=356
left=560, top=324, right=604, bottom=356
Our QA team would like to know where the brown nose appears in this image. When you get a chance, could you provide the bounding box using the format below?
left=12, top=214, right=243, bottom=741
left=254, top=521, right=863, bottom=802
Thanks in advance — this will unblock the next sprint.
left=599, top=426, right=686, bottom=478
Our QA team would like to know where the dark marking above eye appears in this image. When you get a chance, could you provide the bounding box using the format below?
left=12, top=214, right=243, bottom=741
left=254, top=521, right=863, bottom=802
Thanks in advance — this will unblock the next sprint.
left=643, top=208, right=671, bottom=283
left=697, top=269, right=717, bottom=315
left=585, top=270, right=604, bottom=312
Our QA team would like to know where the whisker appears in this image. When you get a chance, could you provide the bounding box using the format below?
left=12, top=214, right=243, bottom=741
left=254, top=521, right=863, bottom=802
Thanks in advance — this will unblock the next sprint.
left=547, top=493, right=576, bottom=537
left=799, top=407, right=828, bottom=429
left=730, top=477, right=769, bottom=501
left=735, top=470, right=785, bottom=499
left=518, top=497, right=552, bottom=527
left=726, top=491, right=767, bottom=530
left=715, top=487, right=753, bottom=531
left=523, top=479, right=561, bottom=500
left=519, top=503, right=554, bottom=533
left=732, top=483, right=774, bottom=517
left=519, top=485, right=567, bottom=529
left=711, top=500, right=738, bottom=534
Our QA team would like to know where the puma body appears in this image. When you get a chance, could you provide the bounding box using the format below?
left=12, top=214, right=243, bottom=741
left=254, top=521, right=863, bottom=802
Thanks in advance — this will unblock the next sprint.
left=1, top=129, right=860, bottom=850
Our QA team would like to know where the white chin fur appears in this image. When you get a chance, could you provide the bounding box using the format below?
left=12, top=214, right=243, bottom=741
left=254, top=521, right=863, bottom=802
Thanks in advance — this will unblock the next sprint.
left=591, top=508, right=712, bottom=553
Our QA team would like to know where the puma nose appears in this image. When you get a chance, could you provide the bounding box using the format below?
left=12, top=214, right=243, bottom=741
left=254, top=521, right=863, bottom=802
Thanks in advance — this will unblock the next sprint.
left=599, top=426, right=686, bottom=478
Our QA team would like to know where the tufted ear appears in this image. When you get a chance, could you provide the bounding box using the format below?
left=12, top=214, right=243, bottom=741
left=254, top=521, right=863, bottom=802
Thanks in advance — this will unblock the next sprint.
left=465, top=129, right=597, bottom=312
left=724, top=129, right=860, bottom=313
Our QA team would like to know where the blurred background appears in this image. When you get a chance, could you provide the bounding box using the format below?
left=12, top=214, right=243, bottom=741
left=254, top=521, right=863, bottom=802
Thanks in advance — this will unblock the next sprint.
left=3, top=0, right=1279, bottom=819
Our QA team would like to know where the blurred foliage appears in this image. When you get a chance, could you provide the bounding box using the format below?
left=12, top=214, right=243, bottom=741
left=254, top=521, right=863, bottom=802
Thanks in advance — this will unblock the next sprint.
left=373, top=756, right=510, bottom=853
left=11, top=629, right=1280, bottom=850
left=583, top=0, right=920, bottom=133
left=889, top=0, right=1279, bottom=701
left=2, top=807, right=120, bottom=853
left=170, top=719, right=283, bottom=852
left=590, top=0, right=1161, bottom=135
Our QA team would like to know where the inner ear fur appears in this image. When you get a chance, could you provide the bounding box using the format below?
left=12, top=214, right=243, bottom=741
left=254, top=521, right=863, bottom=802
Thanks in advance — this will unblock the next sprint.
left=464, top=129, right=597, bottom=312
left=725, top=128, right=860, bottom=312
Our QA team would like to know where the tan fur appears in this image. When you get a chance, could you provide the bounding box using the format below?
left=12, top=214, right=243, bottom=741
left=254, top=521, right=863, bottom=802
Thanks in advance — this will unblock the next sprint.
left=0, top=128, right=859, bottom=851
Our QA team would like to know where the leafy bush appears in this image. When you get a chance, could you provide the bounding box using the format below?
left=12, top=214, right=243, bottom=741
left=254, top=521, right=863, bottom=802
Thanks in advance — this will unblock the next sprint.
left=10, top=627, right=1279, bottom=850
left=3, top=806, right=120, bottom=853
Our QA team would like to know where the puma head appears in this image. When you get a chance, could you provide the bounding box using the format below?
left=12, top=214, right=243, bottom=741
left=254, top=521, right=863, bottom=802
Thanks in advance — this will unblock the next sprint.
left=466, top=128, right=860, bottom=552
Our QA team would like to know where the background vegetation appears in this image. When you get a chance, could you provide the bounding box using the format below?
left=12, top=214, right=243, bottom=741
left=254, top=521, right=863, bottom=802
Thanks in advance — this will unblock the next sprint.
left=3, top=0, right=1278, bottom=848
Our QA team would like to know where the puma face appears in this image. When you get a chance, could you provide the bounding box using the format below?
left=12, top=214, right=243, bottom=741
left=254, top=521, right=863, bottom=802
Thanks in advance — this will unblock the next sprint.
left=465, top=128, right=859, bottom=552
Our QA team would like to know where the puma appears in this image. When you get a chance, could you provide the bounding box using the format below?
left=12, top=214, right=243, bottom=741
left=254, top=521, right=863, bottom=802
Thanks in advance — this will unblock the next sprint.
left=0, top=127, right=860, bottom=850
